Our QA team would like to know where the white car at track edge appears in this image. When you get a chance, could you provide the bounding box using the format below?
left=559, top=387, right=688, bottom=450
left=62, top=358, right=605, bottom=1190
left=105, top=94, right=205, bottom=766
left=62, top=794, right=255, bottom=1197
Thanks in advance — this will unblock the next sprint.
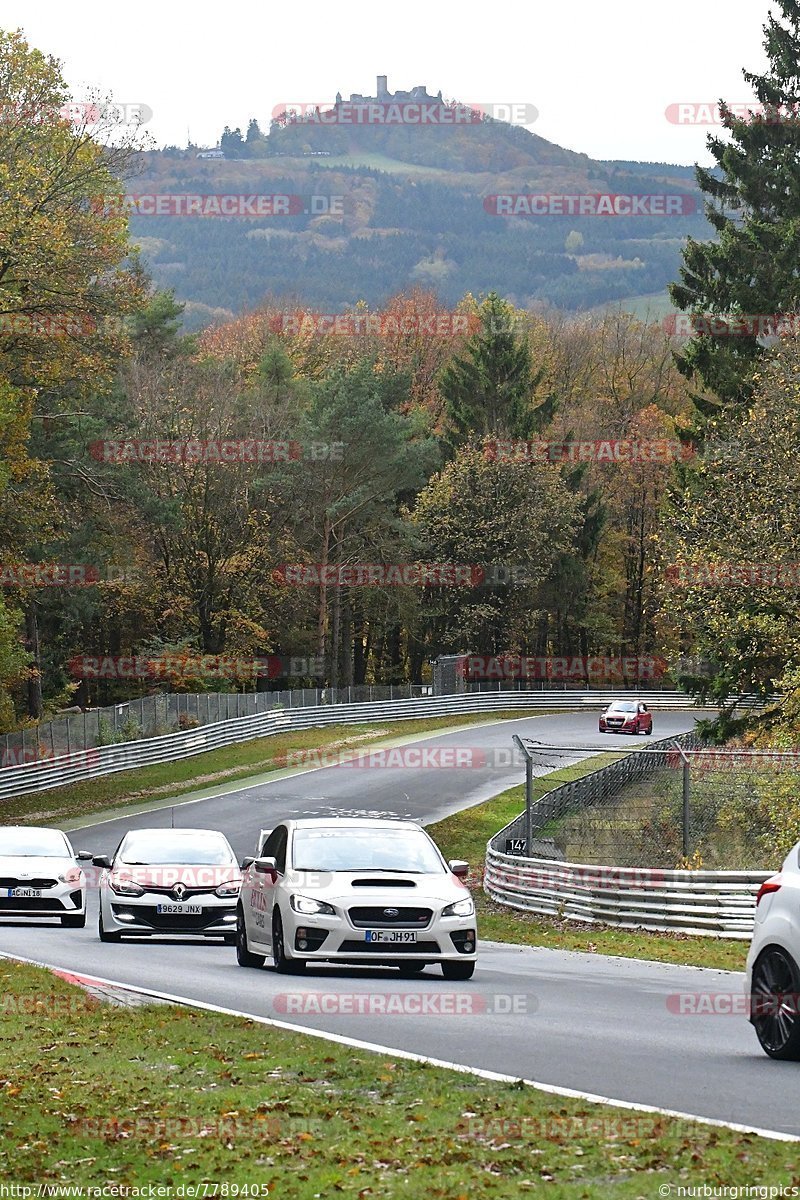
left=236, top=817, right=477, bottom=978
left=0, top=825, right=91, bottom=927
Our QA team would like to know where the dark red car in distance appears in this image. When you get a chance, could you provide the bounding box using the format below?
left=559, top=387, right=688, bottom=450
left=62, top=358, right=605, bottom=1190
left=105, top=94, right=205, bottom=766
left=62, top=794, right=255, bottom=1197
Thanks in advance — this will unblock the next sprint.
left=599, top=700, right=653, bottom=735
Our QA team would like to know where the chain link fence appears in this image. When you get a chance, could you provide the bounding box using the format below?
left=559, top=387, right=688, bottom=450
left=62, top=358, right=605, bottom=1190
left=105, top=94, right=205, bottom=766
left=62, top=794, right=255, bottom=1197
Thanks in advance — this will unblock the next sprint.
left=0, top=684, right=430, bottom=766
left=504, top=738, right=800, bottom=872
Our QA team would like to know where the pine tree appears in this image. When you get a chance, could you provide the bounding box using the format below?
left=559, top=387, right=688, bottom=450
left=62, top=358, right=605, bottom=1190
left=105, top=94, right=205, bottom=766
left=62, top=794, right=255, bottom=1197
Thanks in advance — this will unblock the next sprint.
left=670, top=0, right=800, bottom=409
left=439, top=293, right=550, bottom=445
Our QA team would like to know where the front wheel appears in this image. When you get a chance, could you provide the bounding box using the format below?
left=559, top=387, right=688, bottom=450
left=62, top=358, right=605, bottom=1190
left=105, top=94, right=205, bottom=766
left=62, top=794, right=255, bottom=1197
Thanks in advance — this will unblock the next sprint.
left=751, top=947, right=800, bottom=1059
left=98, top=907, right=121, bottom=943
left=442, top=961, right=475, bottom=981
left=236, top=907, right=264, bottom=968
left=272, top=910, right=305, bottom=974
left=61, top=912, right=86, bottom=928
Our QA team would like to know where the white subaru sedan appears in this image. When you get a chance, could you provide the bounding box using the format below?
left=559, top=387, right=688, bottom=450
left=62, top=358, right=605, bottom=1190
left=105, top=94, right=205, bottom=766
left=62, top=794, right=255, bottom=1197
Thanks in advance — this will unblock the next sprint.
left=745, top=841, right=800, bottom=1059
left=95, top=828, right=241, bottom=943
left=0, top=825, right=91, bottom=927
left=236, top=818, right=476, bottom=978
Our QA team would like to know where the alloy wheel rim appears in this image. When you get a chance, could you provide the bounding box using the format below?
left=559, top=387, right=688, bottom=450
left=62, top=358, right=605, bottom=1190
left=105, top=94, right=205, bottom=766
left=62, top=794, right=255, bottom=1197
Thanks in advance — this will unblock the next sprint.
left=753, top=949, right=799, bottom=1052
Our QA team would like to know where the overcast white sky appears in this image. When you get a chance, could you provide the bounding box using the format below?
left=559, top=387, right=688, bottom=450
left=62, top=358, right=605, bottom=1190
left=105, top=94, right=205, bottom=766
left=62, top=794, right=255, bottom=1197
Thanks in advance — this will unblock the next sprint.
left=3, top=0, right=776, bottom=164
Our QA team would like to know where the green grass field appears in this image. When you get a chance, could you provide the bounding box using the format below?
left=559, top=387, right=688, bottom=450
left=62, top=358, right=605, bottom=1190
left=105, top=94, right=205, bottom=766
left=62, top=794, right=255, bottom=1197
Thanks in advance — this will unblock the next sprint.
left=0, top=960, right=794, bottom=1193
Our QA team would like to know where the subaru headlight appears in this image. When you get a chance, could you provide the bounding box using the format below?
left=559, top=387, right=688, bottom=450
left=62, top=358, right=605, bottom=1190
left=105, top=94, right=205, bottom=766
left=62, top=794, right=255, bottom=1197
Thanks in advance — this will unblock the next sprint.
left=442, top=897, right=475, bottom=918
left=290, top=894, right=335, bottom=916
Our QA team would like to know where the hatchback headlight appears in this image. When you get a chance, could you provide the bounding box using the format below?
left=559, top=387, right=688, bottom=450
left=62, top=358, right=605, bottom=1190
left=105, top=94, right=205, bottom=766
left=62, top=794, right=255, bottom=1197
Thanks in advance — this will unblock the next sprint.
left=109, top=875, right=145, bottom=897
left=290, top=894, right=335, bottom=916
left=215, top=880, right=241, bottom=897
left=58, top=868, right=84, bottom=886
left=442, top=897, right=475, bottom=918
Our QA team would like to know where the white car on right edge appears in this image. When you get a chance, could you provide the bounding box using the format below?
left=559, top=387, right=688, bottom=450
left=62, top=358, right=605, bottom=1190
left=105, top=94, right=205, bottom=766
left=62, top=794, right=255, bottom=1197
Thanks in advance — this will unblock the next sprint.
left=236, top=817, right=477, bottom=979
left=746, top=841, right=800, bottom=1059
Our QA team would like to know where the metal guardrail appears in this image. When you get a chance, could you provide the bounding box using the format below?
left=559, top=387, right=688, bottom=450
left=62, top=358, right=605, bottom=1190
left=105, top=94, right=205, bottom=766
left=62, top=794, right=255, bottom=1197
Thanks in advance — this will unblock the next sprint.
left=483, top=854, right=770, bottom=939
left=1, top=684, right=433, bottom=765
left=485, top=732, right=773, bottom=938
left=0, top=689, right=714, bottom=802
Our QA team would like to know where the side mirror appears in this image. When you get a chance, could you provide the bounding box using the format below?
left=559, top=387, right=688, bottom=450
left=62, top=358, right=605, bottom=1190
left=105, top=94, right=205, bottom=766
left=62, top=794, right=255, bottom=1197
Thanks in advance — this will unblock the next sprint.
left=92, top=855, right=112, bottom=869
left=254, top=856, right=278, bottom=881
left=76, top=850, right=94, bottom=861
left=449, top=859, right=469, bottom=880
left=240, top=856, right=255, bottom=870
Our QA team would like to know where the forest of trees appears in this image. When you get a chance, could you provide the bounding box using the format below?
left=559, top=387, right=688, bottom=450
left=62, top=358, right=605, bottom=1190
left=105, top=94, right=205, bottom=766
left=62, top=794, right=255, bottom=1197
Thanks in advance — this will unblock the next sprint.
left=134, top=157, right=710, bottom=324
left=4, top=0, right=800, bottom=737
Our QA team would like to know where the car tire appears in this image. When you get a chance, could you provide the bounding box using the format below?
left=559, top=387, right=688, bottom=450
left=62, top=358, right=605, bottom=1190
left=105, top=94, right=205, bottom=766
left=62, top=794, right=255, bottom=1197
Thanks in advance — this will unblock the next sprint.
left=751, top=947, right=800, bottom=1060
left=272, top=909, right=305, bottom=974
left=441, top=961, right=475, bottom=981
left=98, top=908, right=121, bottom=943
left=61, top=913, right=86, bottom=928
left=236, top=906, right=264, bottom=968
left=396, top=962, right=426, bottom=976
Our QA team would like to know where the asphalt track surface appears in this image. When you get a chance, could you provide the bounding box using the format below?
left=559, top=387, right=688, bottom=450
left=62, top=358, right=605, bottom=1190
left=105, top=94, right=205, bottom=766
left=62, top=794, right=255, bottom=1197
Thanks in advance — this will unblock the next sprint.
left=4, top=709, right=798, bottom=1138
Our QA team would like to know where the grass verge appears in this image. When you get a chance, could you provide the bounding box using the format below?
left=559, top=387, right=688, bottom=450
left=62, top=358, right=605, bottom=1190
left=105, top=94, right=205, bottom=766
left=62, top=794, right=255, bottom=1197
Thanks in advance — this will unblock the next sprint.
left=0, top=960, right=794, bottom=1193
left=430, top=767, right=749, bottom=973
left=2, top=711, right=548, bottom=829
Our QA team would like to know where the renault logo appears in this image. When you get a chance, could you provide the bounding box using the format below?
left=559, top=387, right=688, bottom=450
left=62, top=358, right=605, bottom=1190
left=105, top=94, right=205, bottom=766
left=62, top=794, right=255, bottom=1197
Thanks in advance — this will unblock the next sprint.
left=173, top=883, right=187, bottom=901
left=383, top=907, right=399, bottom=917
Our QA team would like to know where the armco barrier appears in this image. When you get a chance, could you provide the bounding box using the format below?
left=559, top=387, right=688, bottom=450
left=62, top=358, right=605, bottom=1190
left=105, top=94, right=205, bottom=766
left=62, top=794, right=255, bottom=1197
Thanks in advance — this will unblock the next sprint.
left=485, top=732, right=773, bottom=938
left=483, top=853, right=770, bottom=938
left=0, top=689, right=716, bottom=802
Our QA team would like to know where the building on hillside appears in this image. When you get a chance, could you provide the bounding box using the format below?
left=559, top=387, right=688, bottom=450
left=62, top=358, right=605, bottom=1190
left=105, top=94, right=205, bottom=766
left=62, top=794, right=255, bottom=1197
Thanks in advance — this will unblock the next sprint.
left=342, top=76, right=445, bottom=106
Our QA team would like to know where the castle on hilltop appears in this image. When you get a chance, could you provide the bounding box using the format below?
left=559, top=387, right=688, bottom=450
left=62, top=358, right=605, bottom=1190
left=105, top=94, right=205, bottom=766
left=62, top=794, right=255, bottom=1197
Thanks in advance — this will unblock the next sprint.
left=335, top=76, right=444, bottom=106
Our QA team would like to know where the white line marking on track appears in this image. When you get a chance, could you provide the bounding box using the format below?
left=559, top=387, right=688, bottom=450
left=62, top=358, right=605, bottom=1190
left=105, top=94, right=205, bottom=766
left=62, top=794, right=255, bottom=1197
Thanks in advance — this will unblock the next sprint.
left=1, top=949, right=795, bottom=1143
